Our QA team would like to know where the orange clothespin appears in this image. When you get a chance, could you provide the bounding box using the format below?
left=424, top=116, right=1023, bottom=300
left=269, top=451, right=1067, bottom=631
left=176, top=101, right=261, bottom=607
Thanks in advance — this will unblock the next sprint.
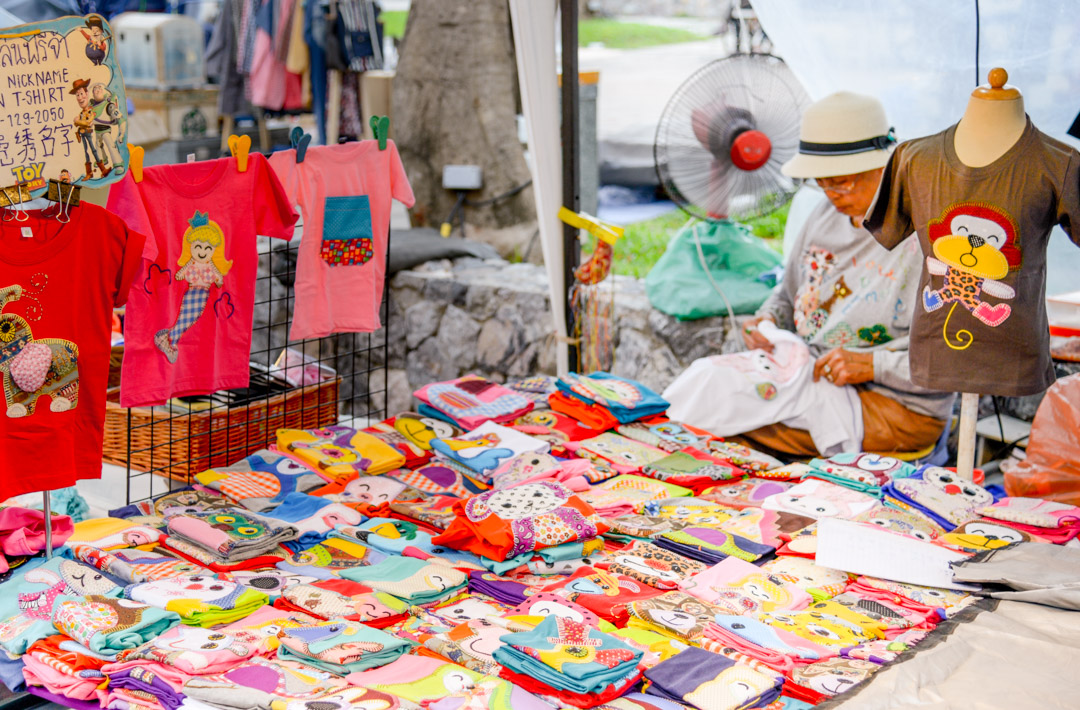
left=228, top=134, right=252, bottom=172
left=127, top=143, right=144, bottom=183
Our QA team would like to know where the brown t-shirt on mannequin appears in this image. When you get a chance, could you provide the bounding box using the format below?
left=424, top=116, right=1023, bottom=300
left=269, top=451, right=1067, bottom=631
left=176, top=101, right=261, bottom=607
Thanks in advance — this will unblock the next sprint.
left=865, top=119, right=1080, bottom=397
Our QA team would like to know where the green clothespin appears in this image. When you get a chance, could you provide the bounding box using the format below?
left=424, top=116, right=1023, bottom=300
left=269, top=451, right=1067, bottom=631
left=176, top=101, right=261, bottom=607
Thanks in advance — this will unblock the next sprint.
left=370, top=115, right=390, bottom=150
left=290, top=126, right=312, bottom=162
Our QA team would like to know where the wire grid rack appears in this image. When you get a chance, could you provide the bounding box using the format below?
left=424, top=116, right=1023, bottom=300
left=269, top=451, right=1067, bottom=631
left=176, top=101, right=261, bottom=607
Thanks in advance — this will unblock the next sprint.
left=119, top=233, right=390, bottom=506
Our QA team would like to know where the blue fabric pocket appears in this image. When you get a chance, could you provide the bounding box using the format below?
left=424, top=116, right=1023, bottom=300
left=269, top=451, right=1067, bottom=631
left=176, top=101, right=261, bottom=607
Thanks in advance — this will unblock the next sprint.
left=321, top=195, right=374, bottom=266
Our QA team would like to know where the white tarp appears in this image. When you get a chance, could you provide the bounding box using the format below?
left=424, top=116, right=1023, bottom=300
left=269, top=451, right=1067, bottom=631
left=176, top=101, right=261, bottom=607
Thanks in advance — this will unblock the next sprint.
left=508, top=0, right=570, bottom=374
left=752, top=0, right=1080, bottom=146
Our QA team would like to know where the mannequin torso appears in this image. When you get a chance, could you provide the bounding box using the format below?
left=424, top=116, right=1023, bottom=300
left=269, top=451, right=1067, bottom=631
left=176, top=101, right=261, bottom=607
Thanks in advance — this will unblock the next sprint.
left=953, top=68, right=1027, bottom=167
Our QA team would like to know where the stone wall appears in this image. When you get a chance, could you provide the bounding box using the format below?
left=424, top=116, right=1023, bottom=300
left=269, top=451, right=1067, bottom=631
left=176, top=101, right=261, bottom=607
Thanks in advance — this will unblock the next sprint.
left=384, top=257, right=744, bottom=414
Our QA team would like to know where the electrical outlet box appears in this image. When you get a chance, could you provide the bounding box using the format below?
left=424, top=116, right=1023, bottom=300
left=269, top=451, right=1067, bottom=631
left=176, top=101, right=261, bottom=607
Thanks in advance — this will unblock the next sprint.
left=442, top=165, right=483, bottom=191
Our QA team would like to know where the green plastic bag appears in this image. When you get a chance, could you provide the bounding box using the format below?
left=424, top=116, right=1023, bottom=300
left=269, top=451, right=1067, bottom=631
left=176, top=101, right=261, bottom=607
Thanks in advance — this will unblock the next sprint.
left=645, top=219, right=781, bottom=321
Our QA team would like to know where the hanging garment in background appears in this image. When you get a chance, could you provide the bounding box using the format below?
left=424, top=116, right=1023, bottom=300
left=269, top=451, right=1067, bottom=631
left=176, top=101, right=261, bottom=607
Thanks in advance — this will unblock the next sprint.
left=268, top=141, right=414, bottom=340
left=665, top=322, right=864, bottom=455
left=0, top=206, right=145, bottom=498
left=107, top=156, right=298, bottom=407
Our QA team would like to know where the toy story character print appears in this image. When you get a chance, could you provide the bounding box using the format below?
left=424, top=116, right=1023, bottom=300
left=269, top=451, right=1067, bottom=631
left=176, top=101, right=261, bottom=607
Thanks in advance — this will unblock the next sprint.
left=155, top=211, right=232, bottom=363
left=465, top=482, right=600, bottom=557
left=90, top=82, right=124, bottom=168
left=0, top=281, right=79, bottom=418
left=80, top=15, right=110, bottom=66
left=70, top=78, right=110, bottom=180
left=924, top=202, right=1019, bottom=350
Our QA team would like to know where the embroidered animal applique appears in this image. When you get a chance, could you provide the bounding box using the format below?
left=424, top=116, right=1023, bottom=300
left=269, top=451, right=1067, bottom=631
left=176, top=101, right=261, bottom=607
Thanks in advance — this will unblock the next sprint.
left=0, top=282, right=79, bottom=418
left=805, top=276, right=853, bottom=338
left=794, top=247, right=838, bottom=338
left=464, top=482, right=600, bottom=558
left=923, top=203, right=1019, bottom=349
left=17, top=561, right=117, bottom=620
left=715, top=338, right=809, bottom=402
left=857, top=323, right=893, bottom=345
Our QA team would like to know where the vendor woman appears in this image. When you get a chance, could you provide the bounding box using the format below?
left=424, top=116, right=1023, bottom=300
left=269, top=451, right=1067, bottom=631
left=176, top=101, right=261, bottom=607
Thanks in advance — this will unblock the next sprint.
left=664, top=92, right=953, bottom=457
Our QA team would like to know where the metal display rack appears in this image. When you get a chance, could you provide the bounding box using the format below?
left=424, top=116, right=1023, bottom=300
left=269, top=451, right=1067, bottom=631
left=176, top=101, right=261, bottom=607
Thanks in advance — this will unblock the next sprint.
left=119, top=231, right=391, bottom=506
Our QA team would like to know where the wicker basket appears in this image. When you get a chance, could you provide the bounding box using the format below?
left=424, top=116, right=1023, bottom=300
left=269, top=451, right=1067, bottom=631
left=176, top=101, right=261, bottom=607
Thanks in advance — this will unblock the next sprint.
left=102, top=378, right=340, bottom=479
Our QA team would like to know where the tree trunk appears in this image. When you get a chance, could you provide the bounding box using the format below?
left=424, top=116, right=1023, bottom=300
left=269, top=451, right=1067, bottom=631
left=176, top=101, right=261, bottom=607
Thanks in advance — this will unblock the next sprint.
left=392, top=0, right=536, bottom=236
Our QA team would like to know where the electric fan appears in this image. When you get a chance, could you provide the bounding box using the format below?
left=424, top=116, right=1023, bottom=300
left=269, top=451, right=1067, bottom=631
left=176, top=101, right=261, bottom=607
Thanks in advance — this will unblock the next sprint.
left=654, top=53, right=810, bottom=222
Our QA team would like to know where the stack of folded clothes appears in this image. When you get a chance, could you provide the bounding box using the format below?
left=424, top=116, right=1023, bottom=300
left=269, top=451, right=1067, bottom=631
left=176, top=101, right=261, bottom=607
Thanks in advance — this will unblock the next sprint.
left=125, top=576, right=267, bottom=626
left=21, top=635, right=110, bottom=705
left=807, top=453, right=916, bottom=490
left=276, top=619, right=412, bottom=673
left=259, top=493, right=364, bottom=548
left=277, top=425, right=407, bottom=480
left=274, top=579, right=410, bottom=627
left=53, top=595, right=180, bottom=653
left=162, top=508, right=298, bottom=572
left=654, top=524, right=773, bottom=565
left=431, top=422, right=550, bottom=476
left=414, top=374, right=535, bottom=430
left=433, top=481, right=608, bottom=562
left=679, top=556, right=812, bottom=615
left=193, top=449, right=328, bottom=512
left=341, top=556, right=468, bottom=605
left=598, top=541, right=705, bottom=590
left=494, top=616, right=643, bottom=707
left=974, top=497, right=1080, bottom=543
left=882, top=466, right=997, bottom=530
left=541, top=566, right=664, bottom=626
left=626, top=591, right=725, bottom=643
left=644, top=646, right=784, bottom=710
left=555, top=372, right=669, bottom=425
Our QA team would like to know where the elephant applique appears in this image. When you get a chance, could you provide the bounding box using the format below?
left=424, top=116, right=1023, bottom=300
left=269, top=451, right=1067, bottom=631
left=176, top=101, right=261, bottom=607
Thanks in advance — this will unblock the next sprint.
left=0, top=284, right=79, bottom=418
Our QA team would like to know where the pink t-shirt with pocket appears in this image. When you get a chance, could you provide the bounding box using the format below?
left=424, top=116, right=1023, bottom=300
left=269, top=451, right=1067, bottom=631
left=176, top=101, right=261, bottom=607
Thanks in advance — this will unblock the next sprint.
left=268, top=140, right=415, bottom=340
left=107, top=154, right=298, bottom=407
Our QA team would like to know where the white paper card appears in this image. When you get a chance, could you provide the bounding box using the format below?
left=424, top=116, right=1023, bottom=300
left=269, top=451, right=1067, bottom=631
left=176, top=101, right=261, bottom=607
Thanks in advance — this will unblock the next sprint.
left=816, top=517, right=980, bottom=591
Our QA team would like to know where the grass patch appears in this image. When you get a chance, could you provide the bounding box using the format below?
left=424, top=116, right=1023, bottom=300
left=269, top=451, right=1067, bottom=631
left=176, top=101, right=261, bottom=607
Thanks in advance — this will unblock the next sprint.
left=578, top=19, right=708, bottom=49
left=583, top=204, right=789, bottom=278
left=379, top=10, right=408, bottom=39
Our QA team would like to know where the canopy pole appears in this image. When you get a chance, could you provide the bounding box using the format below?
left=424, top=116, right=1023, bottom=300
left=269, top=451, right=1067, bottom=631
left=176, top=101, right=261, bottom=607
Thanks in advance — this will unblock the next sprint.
left=560, top=0, right=580, bottom=370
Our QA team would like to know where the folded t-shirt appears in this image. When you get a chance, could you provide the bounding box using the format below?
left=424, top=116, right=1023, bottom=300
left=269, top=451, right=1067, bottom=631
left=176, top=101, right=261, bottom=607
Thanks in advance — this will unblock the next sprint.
left=194, top=450, right=324, bottom=512
left=53, top=595, right=180, bottom=654
left=277, top=425, right=406, bottom=480
left=125, top=575, right=268, bottom=627
left=644, top=646, right=783, bottom=710
left=341, top=556, right=467, bottom=605
left=166, top=508, right=298, bottom=562
left=277, top=620, right=411, bottom=673
left=679, top=556, right=812, bottom=615
left=557, top=372, right=669, bottom=424
left=433, top=481, right=607, bottom=562
left=431, top=421, right=550, bottom=475
left=415, top=374, right=535, bottom=430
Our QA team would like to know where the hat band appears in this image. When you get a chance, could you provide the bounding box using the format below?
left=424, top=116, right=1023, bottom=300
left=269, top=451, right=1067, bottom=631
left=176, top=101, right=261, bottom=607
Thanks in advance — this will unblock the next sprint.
left=799, top=128, right=896, bottom=156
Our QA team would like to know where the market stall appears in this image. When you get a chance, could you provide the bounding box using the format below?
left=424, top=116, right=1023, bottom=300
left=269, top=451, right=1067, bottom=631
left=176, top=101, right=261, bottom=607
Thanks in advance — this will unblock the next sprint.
left=1, top=7, right=1080, bottom=710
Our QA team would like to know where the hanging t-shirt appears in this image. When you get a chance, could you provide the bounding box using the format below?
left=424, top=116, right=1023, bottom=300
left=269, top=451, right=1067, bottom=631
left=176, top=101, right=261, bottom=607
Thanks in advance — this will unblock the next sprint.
left=865, top=119, right=1080, bottom=396
left=107, top=155, right=298, bottom=407
left=0, top=206, right=145, bottom=497
left=267, top=141, right=415, bottom=340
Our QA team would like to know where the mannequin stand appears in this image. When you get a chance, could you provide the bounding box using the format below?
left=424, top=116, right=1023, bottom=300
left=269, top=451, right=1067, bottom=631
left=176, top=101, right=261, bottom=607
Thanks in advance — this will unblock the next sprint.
left=956, top=392, right=979, bottom=480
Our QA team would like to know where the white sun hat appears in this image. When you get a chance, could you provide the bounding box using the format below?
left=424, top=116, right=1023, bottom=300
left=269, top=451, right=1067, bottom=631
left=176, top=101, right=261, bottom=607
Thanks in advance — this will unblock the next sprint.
left=782, top=91, right=897, bottom=179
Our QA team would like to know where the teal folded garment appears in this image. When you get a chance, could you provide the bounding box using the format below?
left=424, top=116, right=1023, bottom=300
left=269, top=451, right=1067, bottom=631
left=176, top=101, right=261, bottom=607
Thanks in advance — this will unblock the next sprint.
left=277, top=620, right=412, bottom=674
left=493, top=616, right=642, bottom=695
left=340, top=556, right=467, bottom=605
left=481, top=538, right=597, bottom=575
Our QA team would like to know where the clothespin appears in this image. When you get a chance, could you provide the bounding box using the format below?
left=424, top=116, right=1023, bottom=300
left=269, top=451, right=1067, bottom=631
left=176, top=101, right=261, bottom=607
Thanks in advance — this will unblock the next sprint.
left=228, top=134, right=252, bottom=172
left=127, top=143, right=144, bottom=183
left=290, top=126, right=312, bottom=163
left=370, top=115, right=390, bottom=151
left=558, top=207, right=623, bottom=246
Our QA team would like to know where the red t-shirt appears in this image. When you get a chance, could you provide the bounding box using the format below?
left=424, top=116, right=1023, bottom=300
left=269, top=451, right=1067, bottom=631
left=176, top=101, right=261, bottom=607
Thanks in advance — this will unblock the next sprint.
left=107, top=155, right=298, bottom=407
left=0, top=205, right=145, bottom=497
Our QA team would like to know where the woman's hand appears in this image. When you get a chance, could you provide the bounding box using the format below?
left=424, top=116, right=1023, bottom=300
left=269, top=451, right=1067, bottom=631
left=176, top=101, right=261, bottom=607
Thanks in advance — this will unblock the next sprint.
left=813, top=348, right=874, bottom=386
left=741, top=315, right=776, bottom=353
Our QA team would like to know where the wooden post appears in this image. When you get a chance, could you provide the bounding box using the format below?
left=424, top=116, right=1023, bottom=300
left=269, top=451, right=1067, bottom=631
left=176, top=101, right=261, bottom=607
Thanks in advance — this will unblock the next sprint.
left=956, top=392, right=979, bottom=480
